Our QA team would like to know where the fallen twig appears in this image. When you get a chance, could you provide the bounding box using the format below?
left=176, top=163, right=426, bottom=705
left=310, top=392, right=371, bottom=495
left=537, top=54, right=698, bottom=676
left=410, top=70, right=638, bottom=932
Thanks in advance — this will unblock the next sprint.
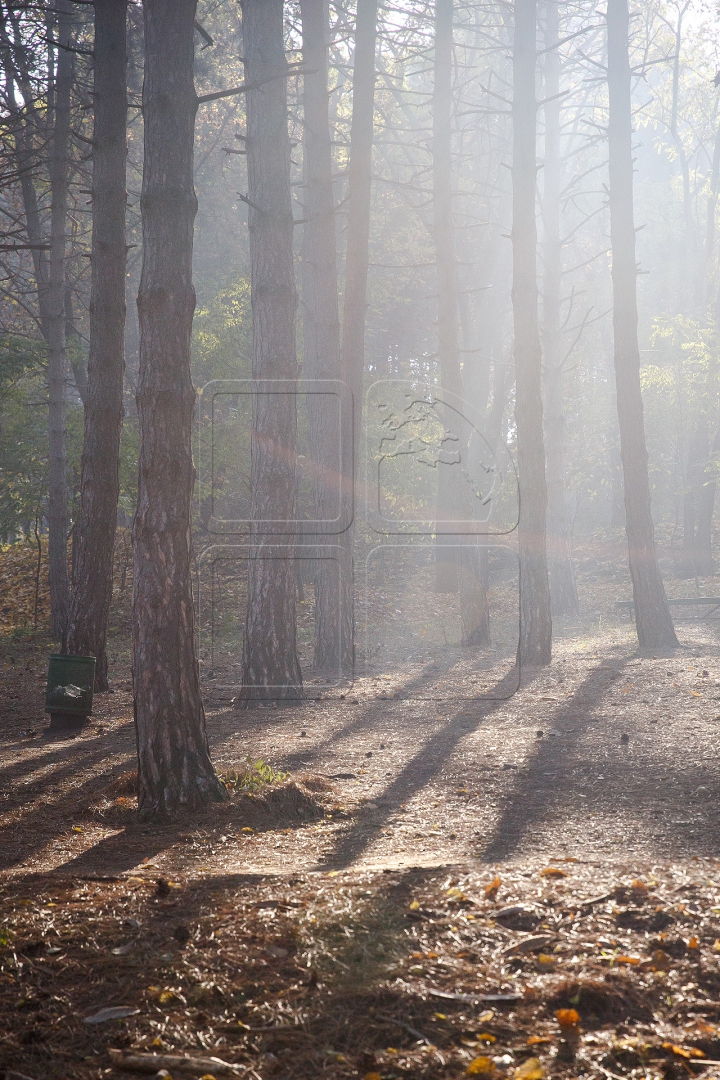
left=375, top=1010, right=432, bottom=1045
left=108, top=1049, right=244, bottom=1076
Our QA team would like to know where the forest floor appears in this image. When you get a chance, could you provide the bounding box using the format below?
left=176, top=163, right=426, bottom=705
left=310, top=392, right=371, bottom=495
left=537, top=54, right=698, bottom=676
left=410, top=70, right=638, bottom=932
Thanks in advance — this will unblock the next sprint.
left=3, top=541, right=720, bottom=1078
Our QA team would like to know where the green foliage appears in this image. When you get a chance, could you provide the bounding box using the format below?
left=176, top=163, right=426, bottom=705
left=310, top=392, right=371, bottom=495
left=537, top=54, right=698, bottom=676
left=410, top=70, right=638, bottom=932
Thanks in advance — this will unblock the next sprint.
left=219, top=758, right=289, bottom=793
left=192, top=275, right=251, bottom=386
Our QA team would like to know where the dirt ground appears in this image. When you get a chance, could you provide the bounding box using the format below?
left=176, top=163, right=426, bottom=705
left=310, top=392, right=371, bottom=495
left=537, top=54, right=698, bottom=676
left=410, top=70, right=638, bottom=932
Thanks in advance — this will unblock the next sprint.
left=3, top=549, right=720, bottom=1078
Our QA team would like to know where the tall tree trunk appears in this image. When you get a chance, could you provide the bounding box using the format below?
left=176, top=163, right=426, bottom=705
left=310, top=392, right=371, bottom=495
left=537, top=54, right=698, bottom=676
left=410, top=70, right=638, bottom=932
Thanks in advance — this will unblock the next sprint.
left=542, top=0, right=578, bottom=618
left=513, top=0, right=552, bottom=665
left=238, top=0, right=303, bottom=705
left=342, top=0, right=377, bottom=429
left=695, top=425, right=719, bottom=576
left=134, top=0, right=226, bottom=818
left=607, top=0, right=677, bottom=649
left=47, top=0, right=74, bottom=640
left=64, top=0, right=128, bottom=691
left=300, top=0, right=352, bottom=678
left=432, top=0, right=489, bottom=645
left=337, top=0, right=377, bottom=675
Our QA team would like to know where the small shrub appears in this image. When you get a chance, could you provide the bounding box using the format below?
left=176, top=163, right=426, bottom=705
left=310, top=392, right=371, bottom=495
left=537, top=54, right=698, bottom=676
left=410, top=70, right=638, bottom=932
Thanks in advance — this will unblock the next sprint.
left=219, top=758, right=289, bottom=793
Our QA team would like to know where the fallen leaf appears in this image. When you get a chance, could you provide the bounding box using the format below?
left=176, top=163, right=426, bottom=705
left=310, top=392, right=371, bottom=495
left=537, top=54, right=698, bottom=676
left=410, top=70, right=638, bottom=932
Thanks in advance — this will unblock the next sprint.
left=540, top=867, right=567, bottom=878
left=485, top=876, right=502, bottom=901
left=83, top=1005, right=140, bottom=1024
left=478, top=1033, right=496, bottom=1043
left=503, top=935, right=552, bottom=956
left=433, top=1012, right=447, bottom=1020
left=688, top=936, right=699, bottom=949
left=555, top=1009, right=581, bottom=1030
left=651, top=949, right=672, bottom=971
left=111, top=942, right=134, bottom=956
left=365, top=1074, right=383, bottom=1080
left=514, top=1057, right=544, bottom=1080
left=537, top=954, right=557, bottom=968
left=614, top=955, right=641, bottom=965
left=527, top=1036, right=552, bottom=1045
left=663, top=1043, right=705, bottom=1059
left=467, top=1056, right=495, bottom=1075
left=409, top=900, right=420, bottom=911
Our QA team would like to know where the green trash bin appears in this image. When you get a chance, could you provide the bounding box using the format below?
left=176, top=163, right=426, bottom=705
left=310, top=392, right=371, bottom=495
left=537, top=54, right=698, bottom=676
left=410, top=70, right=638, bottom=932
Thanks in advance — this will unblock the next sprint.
left=45, top=654, right=96, bottom=730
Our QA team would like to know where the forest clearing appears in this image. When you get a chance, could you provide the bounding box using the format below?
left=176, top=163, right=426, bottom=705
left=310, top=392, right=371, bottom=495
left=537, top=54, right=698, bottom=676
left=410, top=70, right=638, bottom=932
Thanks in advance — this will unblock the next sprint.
left=4, top=0, right=720, bottom=1076
left=2, top=541, right=720, bottom=1078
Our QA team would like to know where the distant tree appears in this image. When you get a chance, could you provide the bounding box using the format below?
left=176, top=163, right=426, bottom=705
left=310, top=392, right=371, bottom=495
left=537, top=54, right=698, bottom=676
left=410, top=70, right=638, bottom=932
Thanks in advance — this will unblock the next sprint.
left=300, top=0, right=351, bottom=678
left=133, top=0, right=226, bottom=817
left=541, top=0, right=579, bottom=617
left=64, top=0, right=128, bottom=690
left=606, top=0, right=677, bottom=649
left=513, top=0, right=552, bottom=665
left=237, top=0, right=303, bottom=705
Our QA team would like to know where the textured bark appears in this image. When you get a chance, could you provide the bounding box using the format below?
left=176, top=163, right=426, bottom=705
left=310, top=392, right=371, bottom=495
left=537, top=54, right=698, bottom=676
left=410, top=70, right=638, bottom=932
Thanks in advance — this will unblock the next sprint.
left=133, top=0, right=226, bottom=818
left=541, top=0, right=578, bottom=617
left=607, top=0, right=677, bottom=649
left=238, top=0, right=302, bottom=705
left=300, top=0, right=352, bottom=678
left=47, top=1, right=74, bottom=640
left=64, top=0, right=127, bottom=690
left=513, top=0, right=552, bottom=665
left=432, top=0, right=489, bottom=645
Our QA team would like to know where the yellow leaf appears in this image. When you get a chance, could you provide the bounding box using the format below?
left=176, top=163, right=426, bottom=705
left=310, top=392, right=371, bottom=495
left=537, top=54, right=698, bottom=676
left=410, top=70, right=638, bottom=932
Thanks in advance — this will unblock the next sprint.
left=478, top=1033, right=496, bottom=1043
left=484, top=875, right=502, bottom=900
left=467, top=1056, right=495, bottom=1075
left=72, top=825, right=83, bottom=833
left=714, top=940, right=720, bottom=953
left=409, top=900, right=420, bottom=911
left=540, top=867, right=567, bottom=878
left=514, top=1057, right=544, bottom=1080
left=158, top=990, right=176, bottom=1004
left=327, top=870, right=339, bottom=877
left=630, top=879, right=648, bottom=892
left=478, top=1010, right=495, bottom=1023
left=365, top=1074, right=383, bottom=1080
left=555, top=1009, right=580, bottom=1030
left=241, top=827, right=254, bottom=834
left=688, top=936, right=699, bottom=949
left=200, top=1075, right=217, bottom=1080
left=663, top=1043, right=705, bottom=1059
left=434, top=1012, right=447, bottom=1020
left=386, top=1047, right=398, bottom=1054
left=615, top=955, right=641, bottom=965
left=537, top=954, right=557, bottom=967
left=446, top=887, right=468, bottom=901
left=527, top=1035, right=552, bottom=1045
left=426, top=951, right=439, bottom=960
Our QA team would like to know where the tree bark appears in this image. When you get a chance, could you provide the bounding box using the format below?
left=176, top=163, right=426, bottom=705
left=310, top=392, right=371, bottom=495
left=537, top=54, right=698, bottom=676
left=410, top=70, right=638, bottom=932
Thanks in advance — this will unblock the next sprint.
left=432, top=0, right=489, bottom=645
left=237, top=0, right=303, bottom=705
left=47, top=0, right=74, bottom=640
left=341, top=0, right=377, bottom=429
left=695, top=425, right=719, bottom=576
left=64, top=0, right=128, bottom=691
left=541, top=0, right=578, bottom=617
left=513, top=0, right=552, bottom=665
left=607, top=0, right=678, bottom=649
left=133, top=0, right=226, bottom=818
left=300, top=0, right=352, bottom=678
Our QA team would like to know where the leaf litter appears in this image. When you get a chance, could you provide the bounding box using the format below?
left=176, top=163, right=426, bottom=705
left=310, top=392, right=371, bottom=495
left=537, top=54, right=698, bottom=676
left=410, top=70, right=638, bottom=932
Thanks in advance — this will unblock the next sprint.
left=3, top=862, right=720, bottom=1077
